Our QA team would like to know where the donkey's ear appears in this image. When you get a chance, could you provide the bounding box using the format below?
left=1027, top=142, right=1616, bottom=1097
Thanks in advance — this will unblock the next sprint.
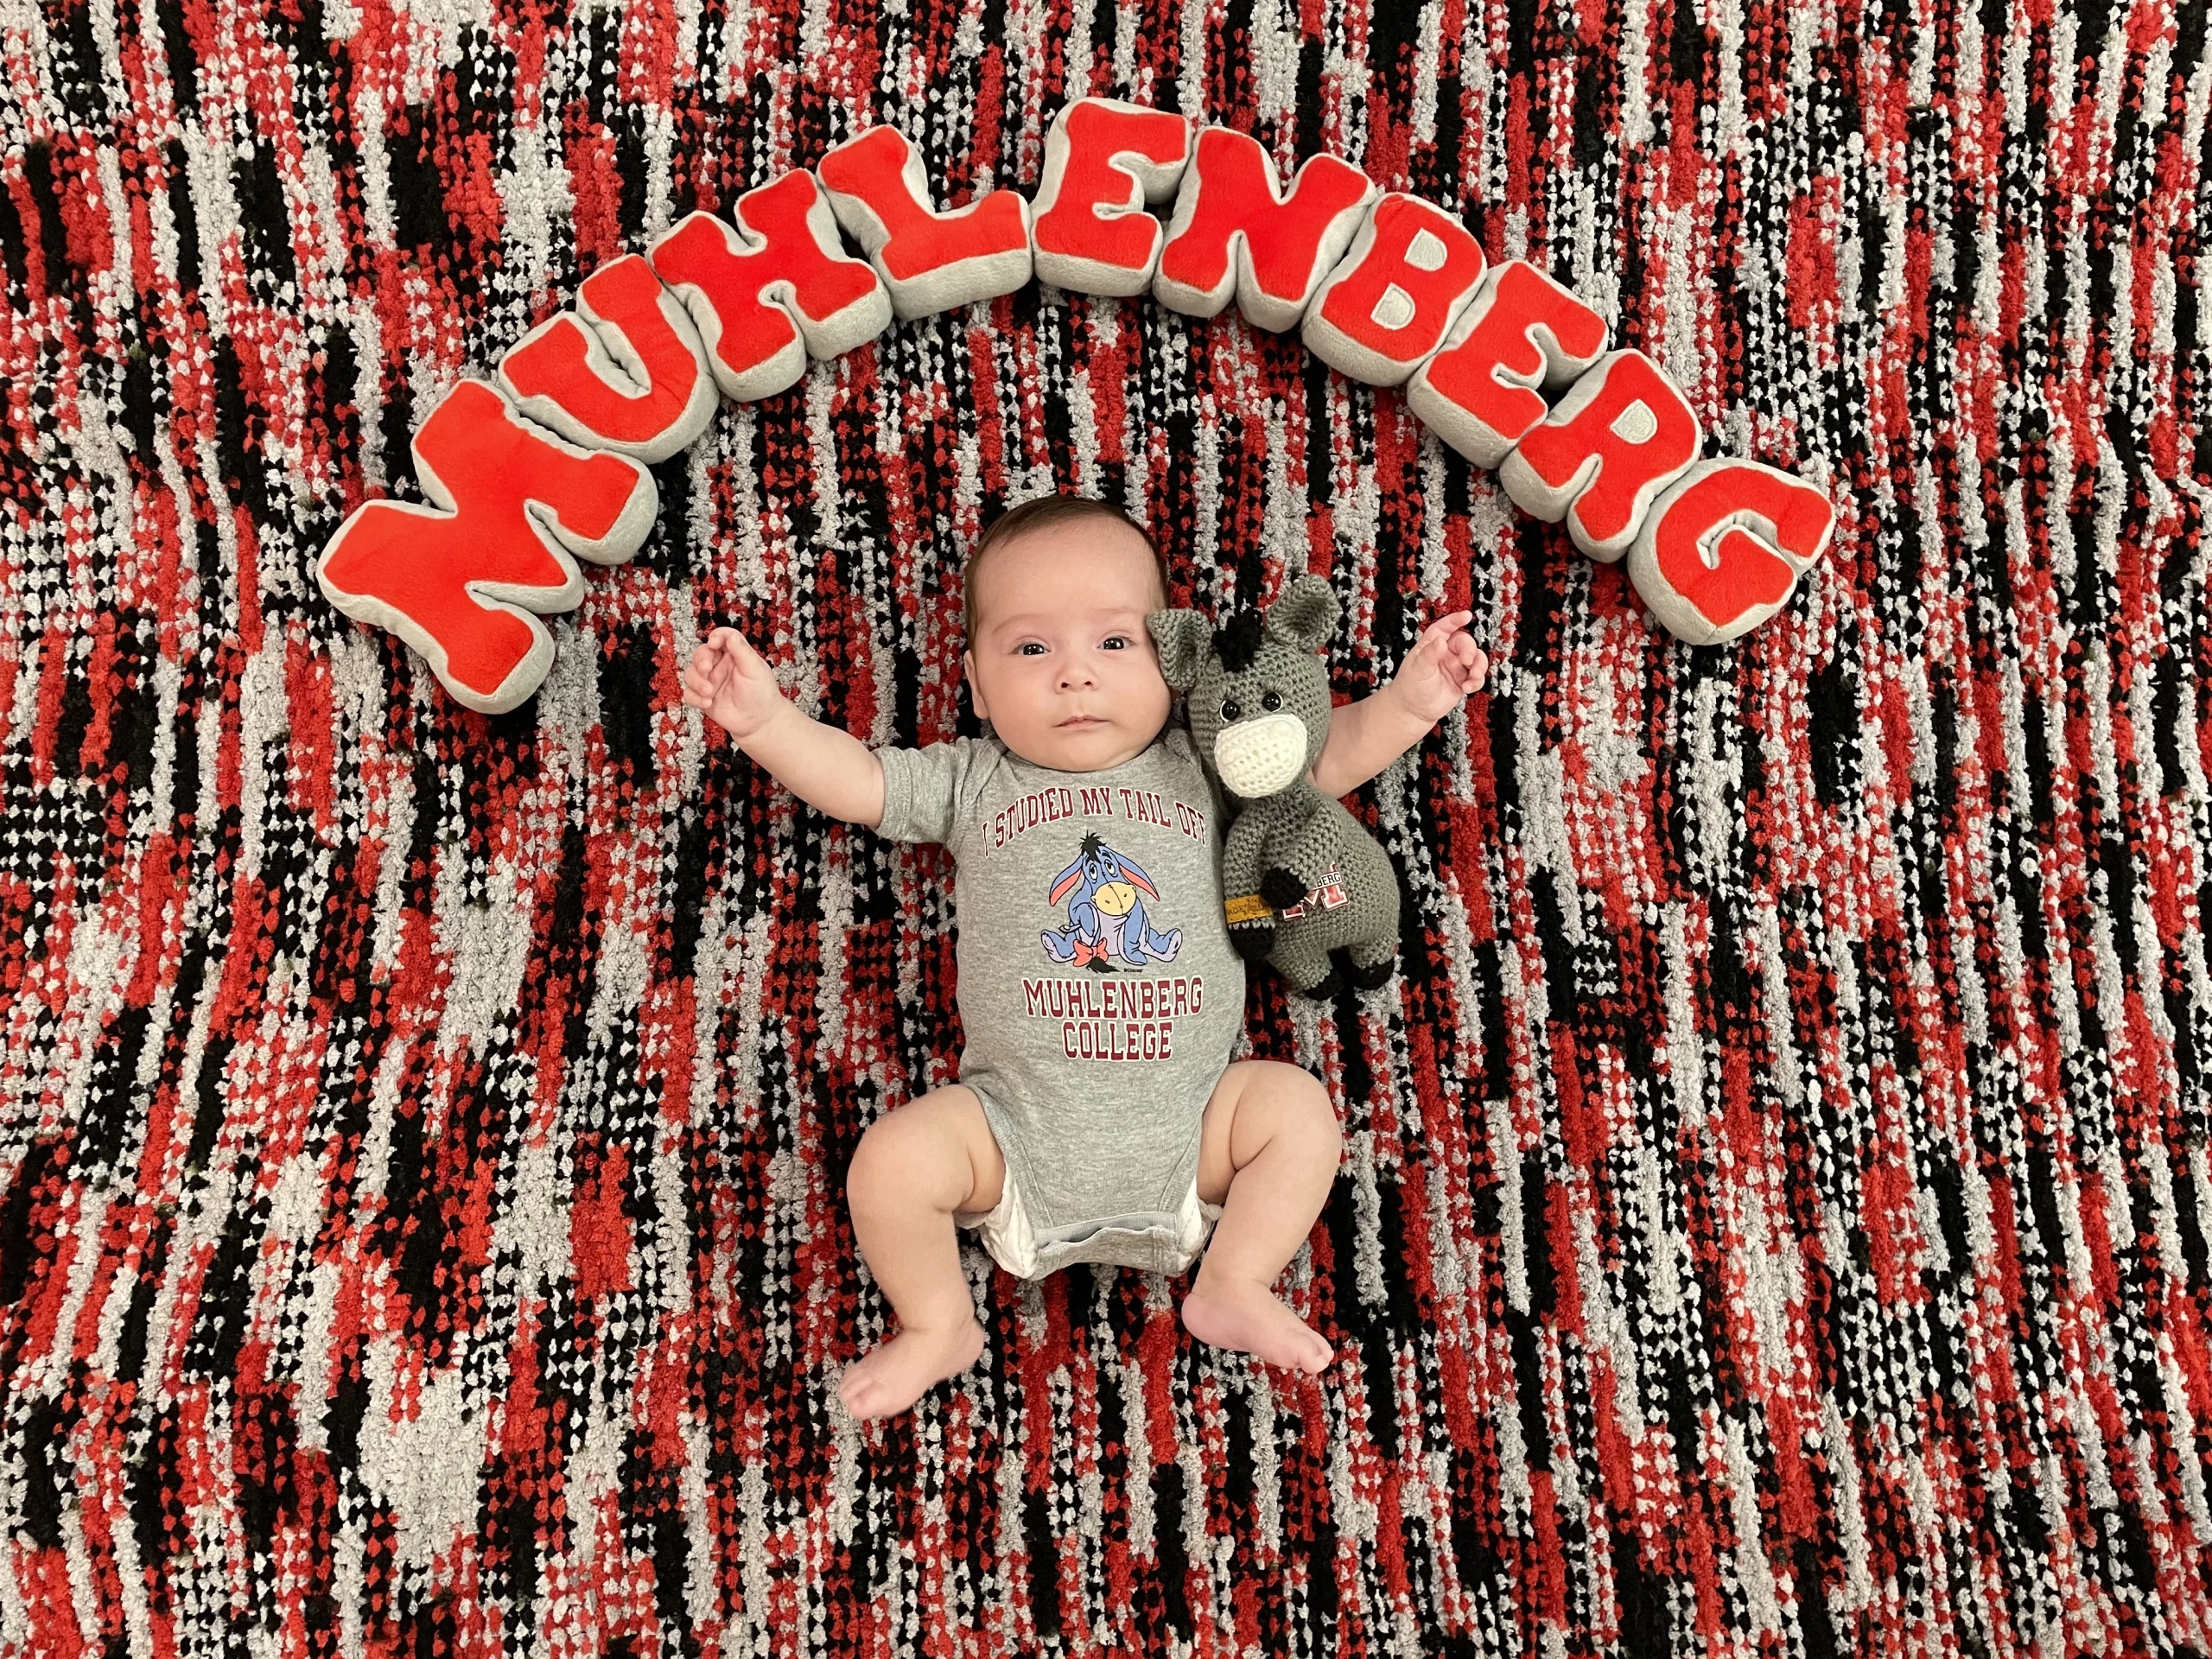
left=1147, top=608, right=1212, bottom=691
left=1264, top=575, right=1339, bottom=653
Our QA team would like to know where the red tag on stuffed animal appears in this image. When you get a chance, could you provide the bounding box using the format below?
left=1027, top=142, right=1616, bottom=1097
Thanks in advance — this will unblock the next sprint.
left=1275, top=865, right=1351, bottom=920
left=1030, top=97, right=1191, bottom=296
left=1408, top=259, right=1610, bottom=467
left=316, top=379, right=658, bottom=714
left=1627, top=460, right=1835, bottom=645
left=649, top=170, right=891, bottom=403
left=1497, top=348, right=1703, bottom=562
left=1152, top=128, right=1375, bottom=333
left=496, top=252, right=720, bottom=461
left=1300, top=194, right=1487, bottom=386
left=817, top=125, right=1033, bottom=321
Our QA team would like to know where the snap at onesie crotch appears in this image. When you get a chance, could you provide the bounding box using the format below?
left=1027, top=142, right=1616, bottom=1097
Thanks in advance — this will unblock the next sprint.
left=951, top=1085, right=1227, bottom=1281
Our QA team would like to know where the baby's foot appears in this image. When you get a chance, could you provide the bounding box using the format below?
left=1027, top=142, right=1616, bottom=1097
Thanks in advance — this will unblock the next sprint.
left=1179, top=1278, right=1333, bottom=1374
left=836, top=1318, right=987, bottom=1421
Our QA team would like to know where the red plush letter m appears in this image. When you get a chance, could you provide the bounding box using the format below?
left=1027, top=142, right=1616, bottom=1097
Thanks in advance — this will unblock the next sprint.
left=317, top=379, right=658, bottom=714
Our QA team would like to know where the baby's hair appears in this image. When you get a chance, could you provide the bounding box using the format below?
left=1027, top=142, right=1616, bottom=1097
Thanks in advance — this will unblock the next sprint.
left=963, top=494, right=1169, bottom=642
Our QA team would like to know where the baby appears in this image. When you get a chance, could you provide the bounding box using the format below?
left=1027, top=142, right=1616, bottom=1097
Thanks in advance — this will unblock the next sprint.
left=681, top=496, right=1486, bottom=1420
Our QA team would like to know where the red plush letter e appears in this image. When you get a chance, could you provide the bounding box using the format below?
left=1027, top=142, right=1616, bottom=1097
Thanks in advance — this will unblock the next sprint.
left=316, top=379, right=658, bottom=715
left=1407, top=260, right=1609, bottom=467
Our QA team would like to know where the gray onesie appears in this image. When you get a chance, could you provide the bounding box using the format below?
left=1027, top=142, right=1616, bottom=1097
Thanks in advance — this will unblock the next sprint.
left=874, top=723, right=1244, bottom=1278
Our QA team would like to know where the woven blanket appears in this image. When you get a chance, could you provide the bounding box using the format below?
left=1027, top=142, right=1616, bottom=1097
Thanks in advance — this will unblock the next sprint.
left=5, top=0, right=2211, bottom=1654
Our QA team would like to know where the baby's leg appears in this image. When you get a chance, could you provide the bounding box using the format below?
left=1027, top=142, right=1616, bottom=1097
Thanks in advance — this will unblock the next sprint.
left=839, top=1085, right=1006, bottom=1420
left=1179, top=1060, right=1342, bottom=1374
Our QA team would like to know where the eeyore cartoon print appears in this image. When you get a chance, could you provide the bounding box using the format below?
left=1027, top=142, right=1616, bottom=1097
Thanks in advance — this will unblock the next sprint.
left=1042, top=832, right=1185, bottom=969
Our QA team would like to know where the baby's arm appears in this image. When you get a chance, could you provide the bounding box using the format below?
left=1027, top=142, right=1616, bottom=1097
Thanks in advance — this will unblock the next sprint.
left=681, top=626, right=887, bottom=827
left=1309, top=610, right=1487, bottom=798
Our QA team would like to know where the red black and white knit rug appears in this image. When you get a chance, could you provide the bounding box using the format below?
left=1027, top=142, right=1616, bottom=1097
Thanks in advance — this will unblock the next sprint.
left=7, top=0, right=2212, bottom=1653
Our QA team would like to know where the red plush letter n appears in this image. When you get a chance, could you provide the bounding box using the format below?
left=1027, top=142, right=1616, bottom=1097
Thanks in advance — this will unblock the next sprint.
left=1152, top=128, right=1375, bottom=332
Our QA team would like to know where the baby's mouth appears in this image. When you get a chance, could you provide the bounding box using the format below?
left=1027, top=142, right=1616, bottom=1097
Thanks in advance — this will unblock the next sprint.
left=1058, top=715, right=1107, bottom=728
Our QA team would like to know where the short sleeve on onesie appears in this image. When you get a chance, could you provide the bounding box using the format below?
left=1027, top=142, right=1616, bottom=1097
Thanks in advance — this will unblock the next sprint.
left=870, top=724, right=1247, bottom=1279
left=875, top=739, right=994, bottom=850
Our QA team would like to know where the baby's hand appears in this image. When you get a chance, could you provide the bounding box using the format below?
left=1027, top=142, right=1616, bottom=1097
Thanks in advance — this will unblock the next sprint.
left=1389, top=610, right=1488, bottom=723
left=682, top=626, right=788, bottom=742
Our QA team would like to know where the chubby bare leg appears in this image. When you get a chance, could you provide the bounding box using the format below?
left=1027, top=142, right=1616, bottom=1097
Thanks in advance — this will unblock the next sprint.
left=1179, top=1060, right=1342, bottom=1374
left=838, top=1085, right=1006, bottom=1420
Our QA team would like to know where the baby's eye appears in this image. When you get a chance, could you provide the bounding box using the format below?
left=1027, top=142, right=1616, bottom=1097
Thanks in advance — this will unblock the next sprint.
left=1102, top=634, right=1129, bottom=650
left=1018, top=642, right=1047, bottom=657
left=1221, top=697, right=1243, bottom=721
left=1260, top=690, right=1283, bottom=712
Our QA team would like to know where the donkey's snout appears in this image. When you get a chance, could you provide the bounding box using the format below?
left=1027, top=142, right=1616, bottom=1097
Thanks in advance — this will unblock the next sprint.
left=1213, top=713, right=1308, bottom=798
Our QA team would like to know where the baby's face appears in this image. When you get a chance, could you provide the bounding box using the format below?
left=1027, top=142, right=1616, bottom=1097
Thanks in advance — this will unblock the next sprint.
left=962, top=519, right=1172, bottom=773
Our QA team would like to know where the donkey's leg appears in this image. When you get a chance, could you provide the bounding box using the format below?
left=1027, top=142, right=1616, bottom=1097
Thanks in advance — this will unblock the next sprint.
left=1271, top=926, right=1338, bottom=996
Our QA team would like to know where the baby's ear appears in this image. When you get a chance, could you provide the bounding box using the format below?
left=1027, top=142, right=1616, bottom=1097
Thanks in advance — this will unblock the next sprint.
left=961, top=647, right=990, bottom=722
left=1147, top=608, right=1211, bottom=691
left=1264, top=575, right=1339, bottom=654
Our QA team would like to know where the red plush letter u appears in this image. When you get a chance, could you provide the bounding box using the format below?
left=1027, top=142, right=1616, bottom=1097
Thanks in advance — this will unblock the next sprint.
left=497, top=253, right=720, bottom=461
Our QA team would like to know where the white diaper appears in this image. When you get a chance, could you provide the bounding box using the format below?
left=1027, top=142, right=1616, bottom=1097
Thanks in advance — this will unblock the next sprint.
left=956, top=1160, right=1224, bottom=1281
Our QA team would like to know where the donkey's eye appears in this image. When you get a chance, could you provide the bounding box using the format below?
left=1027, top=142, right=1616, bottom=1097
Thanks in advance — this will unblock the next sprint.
left=1260, top=690, right=1283, bottom=712
left=1221, top=698, right=1242, bottom=721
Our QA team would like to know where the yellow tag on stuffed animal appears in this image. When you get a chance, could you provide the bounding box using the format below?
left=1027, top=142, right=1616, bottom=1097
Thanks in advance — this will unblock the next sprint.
left=1224, top=892, right=1273, bottom=926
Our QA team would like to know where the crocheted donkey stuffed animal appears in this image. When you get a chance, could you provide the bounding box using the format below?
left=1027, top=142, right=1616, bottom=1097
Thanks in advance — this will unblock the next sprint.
left=1148, top=575, right=1400, bottom=997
